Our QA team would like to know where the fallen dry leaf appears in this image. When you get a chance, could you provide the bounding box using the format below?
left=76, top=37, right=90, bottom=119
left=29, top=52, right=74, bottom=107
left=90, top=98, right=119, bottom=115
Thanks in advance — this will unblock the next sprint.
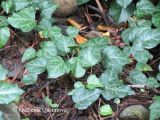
left=67, top=18, right=82, bottom=29
left=75, top=35, right=87, bottom=44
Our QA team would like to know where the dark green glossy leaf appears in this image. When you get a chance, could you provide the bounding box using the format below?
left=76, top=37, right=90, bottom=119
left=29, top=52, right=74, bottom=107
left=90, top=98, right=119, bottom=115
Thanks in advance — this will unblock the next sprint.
left=46, top=56, right=69, bottom=78
left=8, top=7, right=36, bottom=32
left=0, top=82, right=24, bottom=104
left=0, top=27, right=10, bottom=48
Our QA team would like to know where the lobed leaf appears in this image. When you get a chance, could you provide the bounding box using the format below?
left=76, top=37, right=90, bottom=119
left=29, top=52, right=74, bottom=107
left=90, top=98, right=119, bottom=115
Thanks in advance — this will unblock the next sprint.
left=8, top=7, right=36, bottom=32
left=0, top=82, right=24, bottom=104
left=22, top=48, right=37, bottom=62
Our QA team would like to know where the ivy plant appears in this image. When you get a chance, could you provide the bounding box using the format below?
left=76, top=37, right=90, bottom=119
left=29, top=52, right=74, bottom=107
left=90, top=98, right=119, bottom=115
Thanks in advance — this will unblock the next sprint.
left=0, top=0, right=160, bottom=120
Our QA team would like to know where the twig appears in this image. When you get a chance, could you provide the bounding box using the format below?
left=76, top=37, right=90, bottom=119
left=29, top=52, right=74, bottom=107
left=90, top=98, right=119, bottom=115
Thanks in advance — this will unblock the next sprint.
left=95, top=0, right=108, bottom=24
left=128, top=84, right=145, bottom=88
left=10, top=29, right=29, bottom=46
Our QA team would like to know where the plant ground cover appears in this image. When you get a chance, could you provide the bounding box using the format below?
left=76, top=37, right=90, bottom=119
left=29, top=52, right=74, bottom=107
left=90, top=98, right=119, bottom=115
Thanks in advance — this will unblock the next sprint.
left=0, top=0, right=160, bottom=120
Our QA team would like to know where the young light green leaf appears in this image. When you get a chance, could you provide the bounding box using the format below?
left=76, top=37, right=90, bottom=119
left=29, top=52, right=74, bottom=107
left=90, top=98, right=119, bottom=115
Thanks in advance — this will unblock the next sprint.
left=0, top=82, right=24, bottom=104
left=78, top=47, right=101, bottom=68
left=86, top=75, right=104, bottom=89
left=71, top=87, right=101, bottom=109
left=135, top=62, right=153, bottom=71
left=22, top=73, right=37, bottom=85
left=129, top=70, right=159, bottom=88
left=149, top=96, right=160, bottom=120
left=74, top=81, right=85, bottom=88
left=135, top=0, right=158, bottom=18
left=152, top=13, right=160, bottom=28
left=13, top=0, right=30, bottom=11
left=66, top=26, right=79, bottom=38
left=116, top=0, right=132, bottom=8
left=40, top=1, right=58, bottom=18
left=37, top=41, right=57, bottom=59
left=1, top=0, right=13, bottom=14
left=0, top=65, right=8, bottom=81
left=99, top=104, right=113, bottom=116
left=8, top=7, right=36, bottom=32
left=45, top=96, right=59, bottom=108
left=0, top=27, right=10, bottom=48
left=25, top=57, right=47, bottom=74
left=46, top=56, right=69, bottom=78
left=102, top=46, right=131, bottom=70
left=67, top=57, right=86, bottom=78
left=69, top=81, right=85, bottom=95
left=22, top=48, right=37, bottom=62
left=109, top=1, right=135, bottom=23
left=114, top=98, right=121, bottom=104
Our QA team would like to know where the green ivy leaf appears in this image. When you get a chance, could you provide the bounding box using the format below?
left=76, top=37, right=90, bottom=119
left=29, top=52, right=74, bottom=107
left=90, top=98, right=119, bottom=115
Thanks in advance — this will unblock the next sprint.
left=1, top=0, right=13, bottom=14
left=0, top=111, right=3, bottom=120
left=37, top=41, right=57, bottom=59
left=22, top=73, right=37, bottom=85
left=53, top=35, right=76, bottom=56
left=129, top=70, right=159, bottom=88
left=74, top=81, right=85, bottom=88
left=149, top=96, right=160, bottom=120
left=0, top=65, right=8, bottom=81
left=134, top=50, right=152, bottom=63
left=100, top=68, right=119, bottom=82
left=0, top=27, right=10, bottom=48
left=116, top=0, right=132, bottom=8
left=102, top=46, right=131, bottom=70
left=99, top=104, right=113, bottom=116
left=122, top=26, right=160, bottom=49
left=37, top=18, right=53, bottom=32
left=157, top=73, right=160, bottom=81
left=135, top=62, right=153, bottom=71
left=71, top=87, right=101, bottom=109
left=80, top=37, right=108, bottom=50
left=41, top=26, right=62, bottom=39
left=0, top=82, right=24, bottom=104
left=78, top=47, right=101, bottom=67
left=100, top=70, right=134, bottom=100
left=8, top=7, right=36, bottom=32
left=86, top=75, right=104, bottom=89
left=13, top=0, right=30, bottom=11
left=109, top=1, right=135, bottom=23
left=135, top=0, right=158, bottom=18
left=152, top=13, right=160, bottom=28
left=25, top=57, right=47, bottom=74
left=22, top=48, right=37, bottom=62
left=0, top=16, right=9, bottom=27
left=45, top=96, right=59, bottom=108
left=77, top=0, right=90, bottom=6
left=40, top=1, right=58, bottom=18
left=66, top=26, right=79, bottom=38
left=67, top=57, right=86, bottom=78
left=46, top=56, right=69, bottom=78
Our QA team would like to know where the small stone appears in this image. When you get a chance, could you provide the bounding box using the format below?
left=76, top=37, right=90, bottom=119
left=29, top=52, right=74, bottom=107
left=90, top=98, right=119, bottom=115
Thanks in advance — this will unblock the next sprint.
left=53, top=0, right=78, bottom=17
left=119, top=105, right=149, bottom=120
